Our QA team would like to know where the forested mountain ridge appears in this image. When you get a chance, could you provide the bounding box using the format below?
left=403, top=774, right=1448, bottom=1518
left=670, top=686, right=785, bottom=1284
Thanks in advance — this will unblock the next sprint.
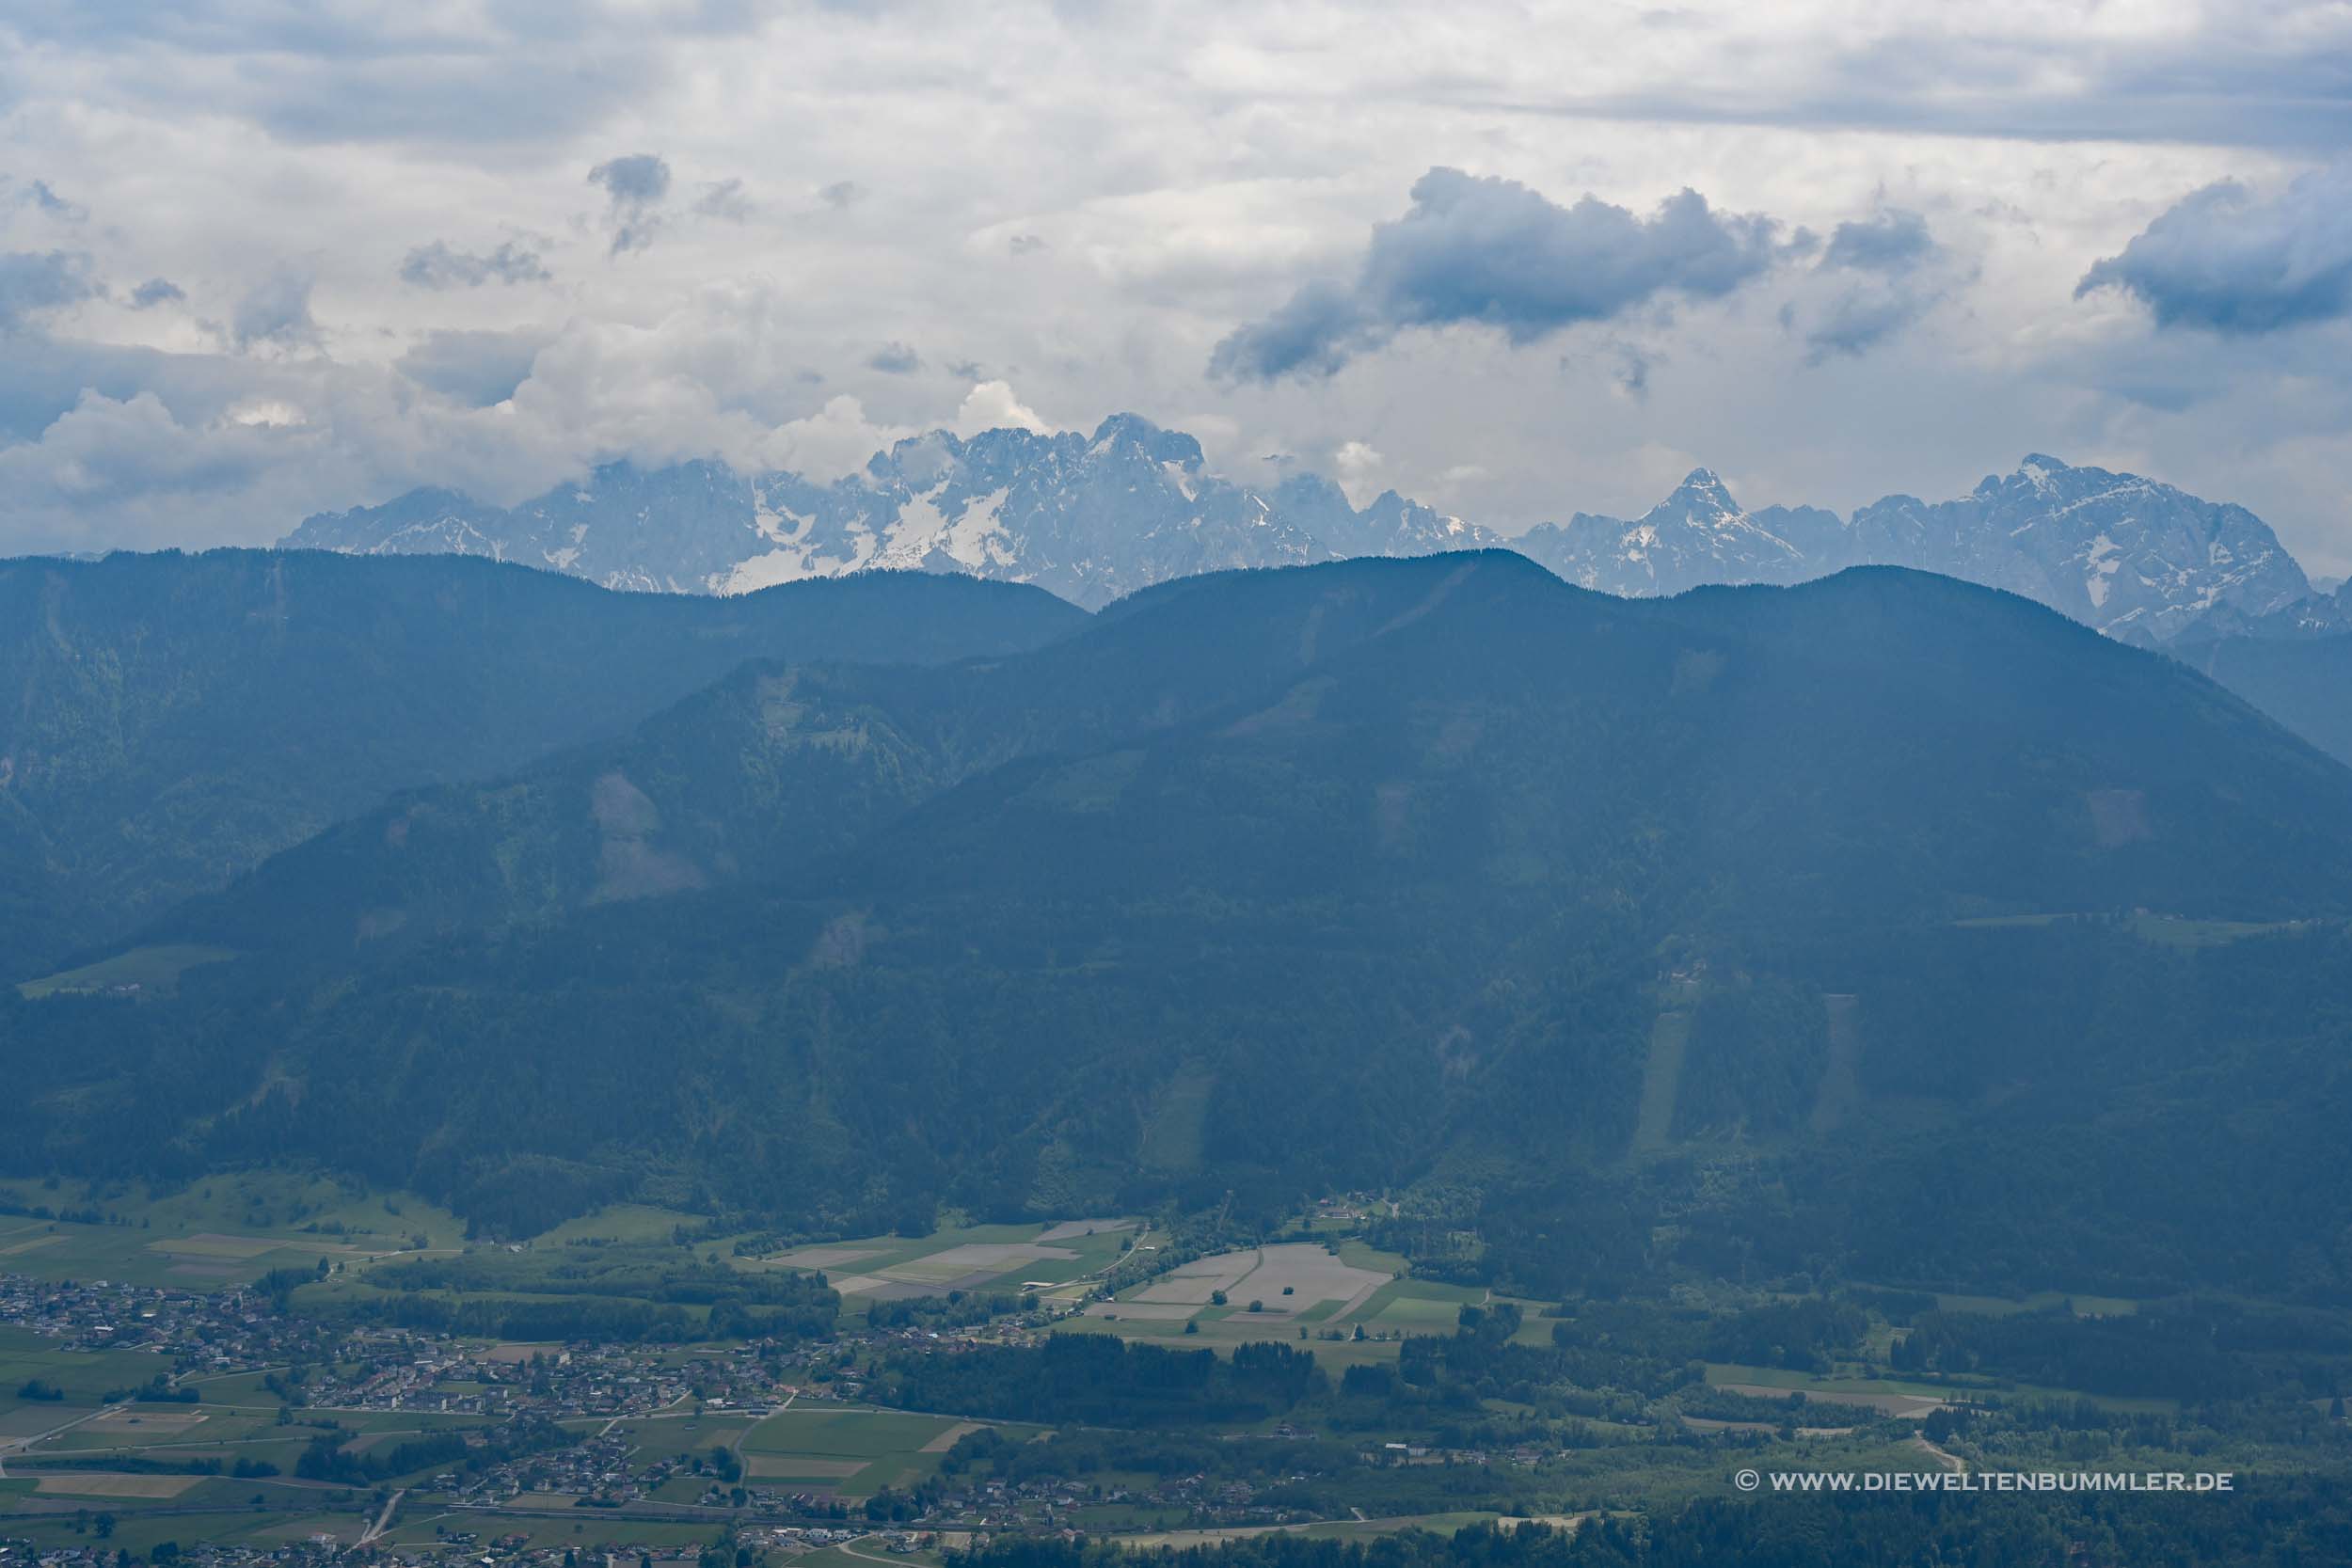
left=10, top=553, right=2352, bottom=1287
left=833, top=560, right=2352, bottom=923
left=0, top=549, right=1085, bottom=977
left=147, top=553, right=2352, bottom=964
left=150, top=552, right=1496, bottom=958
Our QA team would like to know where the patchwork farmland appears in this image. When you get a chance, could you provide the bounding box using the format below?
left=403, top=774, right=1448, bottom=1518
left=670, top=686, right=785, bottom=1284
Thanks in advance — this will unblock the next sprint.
left=1069, top=1241, right=1501, bottom=1367
left=757, top=1219, right=1139, bottom=1306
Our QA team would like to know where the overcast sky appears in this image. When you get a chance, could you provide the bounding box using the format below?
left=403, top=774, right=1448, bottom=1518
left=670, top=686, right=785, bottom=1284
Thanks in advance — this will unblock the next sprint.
left=3, top=1, right=2348, bottom=573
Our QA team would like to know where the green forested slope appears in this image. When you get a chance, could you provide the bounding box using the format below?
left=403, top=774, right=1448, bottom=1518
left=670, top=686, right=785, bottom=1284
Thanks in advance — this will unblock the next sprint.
left=0, top=548, right=1084, bottom=974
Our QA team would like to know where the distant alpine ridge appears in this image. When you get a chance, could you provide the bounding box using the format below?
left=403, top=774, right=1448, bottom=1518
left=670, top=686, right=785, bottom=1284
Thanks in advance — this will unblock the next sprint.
left=284, top=415, right=1493, bottom=612
left=1516, top=456, right=2340, bottom=645
left=287, top=414, right=2343, bottom=639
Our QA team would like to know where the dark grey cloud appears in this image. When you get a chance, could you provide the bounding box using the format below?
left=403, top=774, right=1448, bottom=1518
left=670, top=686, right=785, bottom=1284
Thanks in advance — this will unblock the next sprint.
left=818, top=181, right=866, bottom=210
left=395, top=328, right=548, bottom=406
left=694, top=178, right=752, bottom=221
left=20, top=180, right=85, bottom=219
left=1009, top=233, right=1048, bottom=255
left=230, top=268, right=318, bottom=351
left=1822, top=208, right=1933, bottom=272
left=1213, top=280, right=1370, bottom=381
left=1212, top=167, right=1783, bottom=381
left=0, top=334, right=196, bottom=443
left=128, top=277, right=185, bottom=309
left=591, top=153, right=672, bottom=205
left=2076, top=166, right=2352, bottom=334
left=867, top=341, right=922, bottom=374
left=0, top=251, right=99, bottom=331
left=1793, top=208, right=1944, bottom=362
left=1801, top=287, right=1926, bottom=362
left=589, top=153, right=672, bottom=254
left=398, top=240, right=550, bottom=290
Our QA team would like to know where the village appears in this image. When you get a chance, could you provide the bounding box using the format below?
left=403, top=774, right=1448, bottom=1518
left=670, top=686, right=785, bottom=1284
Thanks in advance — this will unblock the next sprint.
left=2, top=1270, right=1375, bottom=1566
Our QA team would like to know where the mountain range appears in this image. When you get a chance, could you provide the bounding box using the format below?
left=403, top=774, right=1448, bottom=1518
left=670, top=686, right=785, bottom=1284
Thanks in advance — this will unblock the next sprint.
left=0, top=550, right=1080, bottom=977
left=1517, top=456, right=2338, bottom=644
left=288, top=415, right=2344, bottom=644
left=286, top=416, right=1493, bottom=612
left=8, top=550, right=2352, bottom=1299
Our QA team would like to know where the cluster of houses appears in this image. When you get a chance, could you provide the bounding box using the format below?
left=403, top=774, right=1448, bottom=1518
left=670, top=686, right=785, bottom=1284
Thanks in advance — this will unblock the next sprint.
left=0, top=1274, right=843, bottom=1429
left=294, top=1338, right=751, bottom=1421
left=0, top=1273, right=344, bottom=1371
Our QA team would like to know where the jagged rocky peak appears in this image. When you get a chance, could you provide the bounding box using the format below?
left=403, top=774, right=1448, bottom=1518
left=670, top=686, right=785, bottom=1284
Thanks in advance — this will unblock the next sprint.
left=1671, top=467, right=1736, bottom=504
left=1089, top=410, right=1205, bottom=467
left=1513, top=464, right=1810, bottom=596
left=1877, top=453, right=2315, bottom=641
left=2003, top=452, right=2073, bottom=490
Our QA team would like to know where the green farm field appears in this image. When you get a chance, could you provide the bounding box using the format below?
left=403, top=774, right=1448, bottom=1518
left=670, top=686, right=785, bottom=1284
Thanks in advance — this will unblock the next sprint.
left=738, top=1404, right=1043, bottom=1499
left=0, top=1505, right=379, bottom=1557
left=0, top=1324, right=171, bottom=1419
left=15, top=944, right=236, bottom=1000
left=0, top=1173, right=465, bottom=1288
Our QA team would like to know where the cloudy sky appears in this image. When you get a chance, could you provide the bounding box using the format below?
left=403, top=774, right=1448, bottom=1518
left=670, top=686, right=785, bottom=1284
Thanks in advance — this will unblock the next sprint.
left=3, top=0, right=2348, bottom=573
